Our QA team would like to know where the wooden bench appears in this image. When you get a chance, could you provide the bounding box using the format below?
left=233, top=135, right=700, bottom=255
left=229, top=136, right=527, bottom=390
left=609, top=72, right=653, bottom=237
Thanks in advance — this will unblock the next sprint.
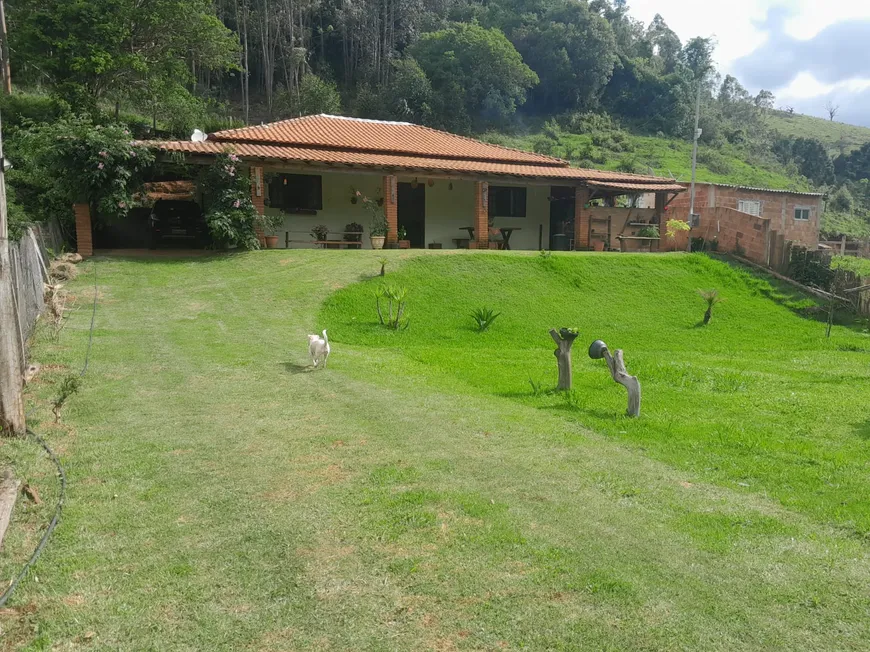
left=285, top=232, right=363, bottom=249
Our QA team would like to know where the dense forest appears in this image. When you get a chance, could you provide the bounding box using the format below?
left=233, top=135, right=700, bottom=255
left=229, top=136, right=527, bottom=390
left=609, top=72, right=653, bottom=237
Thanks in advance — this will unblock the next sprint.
left=5, top=0, right=870, bottom=238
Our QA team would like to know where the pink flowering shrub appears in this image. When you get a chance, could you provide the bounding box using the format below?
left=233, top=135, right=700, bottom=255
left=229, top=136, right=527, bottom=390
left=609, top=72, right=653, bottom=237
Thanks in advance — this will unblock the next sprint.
left=13, top=115, right=155, bottom=224
left=197, top=149, right=267, bottom=249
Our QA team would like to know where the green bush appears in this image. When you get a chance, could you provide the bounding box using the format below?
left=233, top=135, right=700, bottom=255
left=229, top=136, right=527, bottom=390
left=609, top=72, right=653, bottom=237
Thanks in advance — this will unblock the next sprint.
left=198, top=152, right=261, bottom=249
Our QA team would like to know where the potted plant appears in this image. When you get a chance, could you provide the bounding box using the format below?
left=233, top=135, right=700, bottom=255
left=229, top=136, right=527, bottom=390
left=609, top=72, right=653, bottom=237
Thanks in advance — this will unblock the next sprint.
left=398, top=226, right=410, bottom=249
left=359, top=193, right=387, bottom=249
left=258, top=212, right=284, bottom=249
left=344, top=222, right=364, bottom=249
left=311, top=224, right=330, bottom=248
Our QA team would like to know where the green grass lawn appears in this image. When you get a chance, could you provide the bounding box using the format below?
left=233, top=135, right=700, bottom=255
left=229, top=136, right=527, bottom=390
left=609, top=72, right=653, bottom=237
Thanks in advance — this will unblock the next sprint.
left=4, top=250, right=870, bottom=650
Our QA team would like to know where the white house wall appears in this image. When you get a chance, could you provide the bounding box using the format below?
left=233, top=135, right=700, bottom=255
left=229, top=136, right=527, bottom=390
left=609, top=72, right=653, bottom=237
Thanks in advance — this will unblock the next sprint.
left=267, top=170, right=551, bottom=250
left=266, top=171, right=383, bottom=249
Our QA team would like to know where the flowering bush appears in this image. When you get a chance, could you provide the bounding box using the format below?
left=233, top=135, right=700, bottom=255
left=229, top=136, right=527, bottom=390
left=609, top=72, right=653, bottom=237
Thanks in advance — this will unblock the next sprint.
left=197, top=151, right=262, bottom=249
left=11, top=115, right=155, bottom=226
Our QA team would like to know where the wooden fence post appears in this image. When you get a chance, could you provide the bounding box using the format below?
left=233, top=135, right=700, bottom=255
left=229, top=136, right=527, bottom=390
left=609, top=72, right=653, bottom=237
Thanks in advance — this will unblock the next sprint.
left=0, top=115, right=25, bottom=436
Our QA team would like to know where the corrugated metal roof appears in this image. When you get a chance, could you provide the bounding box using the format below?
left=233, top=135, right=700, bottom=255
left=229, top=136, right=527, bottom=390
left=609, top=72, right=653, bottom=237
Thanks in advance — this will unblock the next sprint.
left=146, top=140, right=684, bottom=187
left=684, top=181, right=824, bottom=197
left=588, top=181, right=685, bottom=193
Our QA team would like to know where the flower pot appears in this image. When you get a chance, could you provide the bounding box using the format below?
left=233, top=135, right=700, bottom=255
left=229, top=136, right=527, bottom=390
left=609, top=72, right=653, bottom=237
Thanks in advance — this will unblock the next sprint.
left=398, top=240, right=411, bottom=249
left=265, top=235, right=279, bottom=249
left=370, top=235, right=385, bottom=250
left=593, top=240, right=605, bottom=252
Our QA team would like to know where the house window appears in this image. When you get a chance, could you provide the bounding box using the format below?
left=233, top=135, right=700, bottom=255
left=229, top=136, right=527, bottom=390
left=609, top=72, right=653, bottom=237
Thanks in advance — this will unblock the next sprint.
left=737, top=199, right=761, bottom=216
left=268, top=174, right=323, bottom=212
left=794, top=206, right=811, bottom=221
left=489, top=186, right=526, bottom=218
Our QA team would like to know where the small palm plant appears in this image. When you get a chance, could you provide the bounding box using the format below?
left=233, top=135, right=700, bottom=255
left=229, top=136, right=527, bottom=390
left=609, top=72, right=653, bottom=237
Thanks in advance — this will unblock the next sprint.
left=471, top=307, right=501, bottom=332
left=378, top=257, right=387, bottom=276
left=375, top=284, right=408, bottom=329
left=698, top=289, right=723, bottom=325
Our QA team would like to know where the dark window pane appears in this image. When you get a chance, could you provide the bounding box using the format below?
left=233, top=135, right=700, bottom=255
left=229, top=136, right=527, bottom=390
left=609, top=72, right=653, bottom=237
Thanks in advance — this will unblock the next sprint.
left=269, top=174, right=323, bottom=211
left=488, top=186, right=526, bottom=218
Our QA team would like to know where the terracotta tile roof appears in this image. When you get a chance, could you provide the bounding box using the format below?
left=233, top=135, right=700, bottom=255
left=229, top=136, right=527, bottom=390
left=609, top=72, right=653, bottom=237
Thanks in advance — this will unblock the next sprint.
left=209, top=114, right=562, bottom=166
left=145, top=139, right=684, bottom=190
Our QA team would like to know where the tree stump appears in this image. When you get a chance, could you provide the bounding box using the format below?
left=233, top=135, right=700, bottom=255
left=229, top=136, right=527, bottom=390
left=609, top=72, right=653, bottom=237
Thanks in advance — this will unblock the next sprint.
left=589, top=340, right=641, bottom=417
left=602, top=347, right=641, bottom=417
left=550, top=328, right=579, bottom=390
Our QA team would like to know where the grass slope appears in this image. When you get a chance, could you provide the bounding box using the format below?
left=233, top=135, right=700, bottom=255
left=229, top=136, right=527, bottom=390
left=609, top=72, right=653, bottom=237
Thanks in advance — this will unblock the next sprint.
left=767, top=110, right=870, bottom=156
left=489, top=130, right=804, bottom=190
left=324, top=252, right=870, bottom=534
left=832, top=254, right=870, bottom=277
left=4, top=250, right=870, bottom=651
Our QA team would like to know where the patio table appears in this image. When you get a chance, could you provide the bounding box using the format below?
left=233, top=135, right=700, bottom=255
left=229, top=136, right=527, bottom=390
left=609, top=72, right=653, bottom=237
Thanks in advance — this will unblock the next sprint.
left=460, top=227, right=521, bottom=250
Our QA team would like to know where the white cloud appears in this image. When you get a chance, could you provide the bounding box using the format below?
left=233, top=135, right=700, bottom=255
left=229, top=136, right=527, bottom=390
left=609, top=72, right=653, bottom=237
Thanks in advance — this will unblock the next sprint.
left=626, top=0, right=870, bottom=123
left=627, top=0, right=870, bottom=68
left=777, top=73, right=870, bottom=100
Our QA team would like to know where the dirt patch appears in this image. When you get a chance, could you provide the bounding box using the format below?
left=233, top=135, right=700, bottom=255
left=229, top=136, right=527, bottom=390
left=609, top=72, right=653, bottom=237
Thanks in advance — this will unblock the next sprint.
left=296, top=544, right=355, bottom=561
left=62, top=594, right=86, bottom=607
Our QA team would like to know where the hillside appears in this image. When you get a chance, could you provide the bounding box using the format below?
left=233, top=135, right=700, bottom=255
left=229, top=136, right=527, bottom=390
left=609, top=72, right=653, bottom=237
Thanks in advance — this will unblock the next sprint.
left=766, top=110, right=870, bottom=156
left=486, top=129, right=804, bottom=189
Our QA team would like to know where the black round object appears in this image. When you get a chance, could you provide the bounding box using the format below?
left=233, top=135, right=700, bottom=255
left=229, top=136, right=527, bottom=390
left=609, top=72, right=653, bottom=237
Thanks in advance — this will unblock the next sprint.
left=588, top=339, right=608, bottom=359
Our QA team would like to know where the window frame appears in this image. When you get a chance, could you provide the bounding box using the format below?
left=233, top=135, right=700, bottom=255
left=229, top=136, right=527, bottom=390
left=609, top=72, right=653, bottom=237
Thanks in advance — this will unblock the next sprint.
left=267, top=173, right=323, bottom=213
left=794, top=206, right=811, bottom=221
left=737, top=199, right=762, bottom=217
left=488, top=185, right=527, bottom=218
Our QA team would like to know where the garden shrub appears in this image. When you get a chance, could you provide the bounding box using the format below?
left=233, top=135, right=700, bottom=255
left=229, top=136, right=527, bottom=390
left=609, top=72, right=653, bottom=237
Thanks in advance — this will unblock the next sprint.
left=198, top=151, right=261, bottom=249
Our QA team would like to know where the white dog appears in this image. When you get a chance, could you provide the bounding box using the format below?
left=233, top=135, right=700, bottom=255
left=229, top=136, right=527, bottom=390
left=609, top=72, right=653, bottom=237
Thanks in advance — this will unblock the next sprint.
left=308, top=329, right=330, bottom=368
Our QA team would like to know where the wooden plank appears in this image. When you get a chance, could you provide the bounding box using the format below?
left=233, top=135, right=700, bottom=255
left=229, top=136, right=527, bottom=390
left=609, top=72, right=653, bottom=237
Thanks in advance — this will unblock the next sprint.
left=0, top=471, right=20, bottom=550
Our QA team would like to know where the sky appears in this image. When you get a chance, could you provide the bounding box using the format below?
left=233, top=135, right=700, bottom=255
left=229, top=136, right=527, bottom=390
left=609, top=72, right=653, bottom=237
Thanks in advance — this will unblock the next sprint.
left=626, top=0, right=870, bottom=126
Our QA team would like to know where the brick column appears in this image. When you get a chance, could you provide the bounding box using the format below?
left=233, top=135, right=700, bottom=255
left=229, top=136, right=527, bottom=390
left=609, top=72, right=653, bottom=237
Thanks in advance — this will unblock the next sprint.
left=574, top=187, right=590, bottom=249
left=250, top=166, right=265, bottom=243
left=474, top=181, right=489, bottom=248
left=74, top=203, right=93, bottom=257
left=383, top=175, right=398, bottom=244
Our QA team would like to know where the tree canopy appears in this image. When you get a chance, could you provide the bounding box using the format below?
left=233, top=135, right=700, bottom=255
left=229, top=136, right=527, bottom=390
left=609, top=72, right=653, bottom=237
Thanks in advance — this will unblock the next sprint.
left=410, top=23, right=538, bottom=132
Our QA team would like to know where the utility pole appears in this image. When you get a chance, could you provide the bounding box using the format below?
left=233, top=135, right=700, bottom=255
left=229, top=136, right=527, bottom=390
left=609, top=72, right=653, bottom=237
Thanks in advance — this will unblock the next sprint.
left=0, top=110, right=25, bottom=436
left=0, top=0, right=11, bottom=94
left=687, top=80, right=702, bottom=252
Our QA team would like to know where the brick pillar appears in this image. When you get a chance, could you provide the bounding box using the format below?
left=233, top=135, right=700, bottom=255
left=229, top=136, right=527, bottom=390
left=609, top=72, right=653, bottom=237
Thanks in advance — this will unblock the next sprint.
left=383, top=175, right=398, bottom=244
left=574, top=187, right=590, bottom=249
left=74, top=203, right=93, bottom=257
left=474, top=181, right=489, bottom=248
left=250, top=166, right=265, bottom=243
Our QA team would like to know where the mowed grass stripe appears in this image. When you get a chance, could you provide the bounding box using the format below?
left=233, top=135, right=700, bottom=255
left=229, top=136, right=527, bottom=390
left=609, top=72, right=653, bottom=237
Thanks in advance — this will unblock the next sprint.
left=2, top=249, right=867, bottom=651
